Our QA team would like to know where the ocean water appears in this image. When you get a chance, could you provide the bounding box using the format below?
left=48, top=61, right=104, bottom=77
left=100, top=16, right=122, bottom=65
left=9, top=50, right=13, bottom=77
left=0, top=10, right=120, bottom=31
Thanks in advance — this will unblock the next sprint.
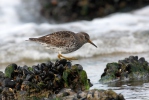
left=0, top=0, right=149, bottom=99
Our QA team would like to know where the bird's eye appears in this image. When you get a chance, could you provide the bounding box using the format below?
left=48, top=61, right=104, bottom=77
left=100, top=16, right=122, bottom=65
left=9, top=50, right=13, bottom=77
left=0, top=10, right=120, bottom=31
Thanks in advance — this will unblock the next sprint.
left=85, top=36, right=88, bottom=40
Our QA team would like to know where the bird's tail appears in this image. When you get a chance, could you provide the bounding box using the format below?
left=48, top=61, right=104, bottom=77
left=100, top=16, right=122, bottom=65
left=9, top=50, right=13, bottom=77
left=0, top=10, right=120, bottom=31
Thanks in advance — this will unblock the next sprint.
left=29, top=38, right=38, bottom=41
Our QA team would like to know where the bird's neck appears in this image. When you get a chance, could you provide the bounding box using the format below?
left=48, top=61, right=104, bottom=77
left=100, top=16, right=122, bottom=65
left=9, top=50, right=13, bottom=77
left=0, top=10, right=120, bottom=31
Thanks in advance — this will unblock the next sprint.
left=76, top=34, right=86, bottom=47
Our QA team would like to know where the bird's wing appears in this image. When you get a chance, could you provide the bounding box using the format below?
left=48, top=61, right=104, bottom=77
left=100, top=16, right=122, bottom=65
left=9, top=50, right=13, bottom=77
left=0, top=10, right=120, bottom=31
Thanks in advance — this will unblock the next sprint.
left=37, top=31, right=76, bottom=47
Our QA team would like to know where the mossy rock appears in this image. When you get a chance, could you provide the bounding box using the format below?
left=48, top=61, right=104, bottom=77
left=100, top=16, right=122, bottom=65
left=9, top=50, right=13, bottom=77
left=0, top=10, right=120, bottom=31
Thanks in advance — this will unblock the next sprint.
left=79, top=70, right=90, bottom=90
left=2, top=60, right=93, bottom=99
left=4, top=63, right=17, bottom=78
left=62, top=64, right=90, bottom=91
left=100, top=56, right=149, bottom=83
left=62, top=69, right=70, bottom=87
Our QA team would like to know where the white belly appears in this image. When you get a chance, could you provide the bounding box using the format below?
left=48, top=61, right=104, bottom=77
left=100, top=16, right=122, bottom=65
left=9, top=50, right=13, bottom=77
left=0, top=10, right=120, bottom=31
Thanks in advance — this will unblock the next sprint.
left=41, top=43, right=76, bottom=54
left=47, top=46, right=76, bottom=54
left=41, top=43, right=77, bottom=54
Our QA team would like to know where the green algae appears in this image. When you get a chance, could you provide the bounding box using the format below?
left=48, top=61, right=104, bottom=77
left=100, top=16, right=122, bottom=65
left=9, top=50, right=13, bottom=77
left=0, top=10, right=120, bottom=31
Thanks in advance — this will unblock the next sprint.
left=2, top=60, right=92, bottom=99
left=62, top=70, right=69, bottom=87
left=4, top=63, right=17, bottom=78
left=79, top=70, right=90, bottom=90
left=100, top=56, right=149, bottom=83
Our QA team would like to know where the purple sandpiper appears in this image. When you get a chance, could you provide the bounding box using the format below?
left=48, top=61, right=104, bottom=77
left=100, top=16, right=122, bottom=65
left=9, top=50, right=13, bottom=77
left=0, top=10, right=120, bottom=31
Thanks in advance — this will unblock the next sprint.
left=29, top=31, right=97, bottom=60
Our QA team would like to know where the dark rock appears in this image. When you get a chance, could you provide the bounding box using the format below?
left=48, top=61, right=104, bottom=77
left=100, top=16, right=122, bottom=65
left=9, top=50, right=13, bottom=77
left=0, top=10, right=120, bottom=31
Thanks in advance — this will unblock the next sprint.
left=1, top=59, right=125, bottom=99
left=73, top=64, right=83, bottom=71
left=117, top=93, right=125, bottom=100
left=134, top=56, right=138, bottom=61
left=39, top=63, right=47, bottom=71
left=16, top=66, right=23, bottom=74
left=21, top=81, right=30, bottom=91
left=5, top=63, right=18, bottom=78
left=88, top=79, right=93, bottom=87
left=2, top=87, right=15, bottom=100
left=57, top=64, right=65, bottom=74
left=100, top=56, right=149, bottom=83
left=46, top=61, right=53, bottom=69
left=32, top=65, right=41, bottom=75
left=0, top=77, right=5, bottom=86
left=25, top=74, right=34, bottom=81
left=15, top=83, right=21, bottom=90
left=0, top=71, right=4, bottom=78
left=65, top=62, right=72, bottom=69
left=0, top=86, right=3, bottom=93
left=139, top=57, right=145, bottom=64
left=2, top=78, right=16, bottom=88
left=48, top=71, right=54, bottom=78
left=54, top=59, right=67, bottom=67
left=22, top=65, right=34, bottom=76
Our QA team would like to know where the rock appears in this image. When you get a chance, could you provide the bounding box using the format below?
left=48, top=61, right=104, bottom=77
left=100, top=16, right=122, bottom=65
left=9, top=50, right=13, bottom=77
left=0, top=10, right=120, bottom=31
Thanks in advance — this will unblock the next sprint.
left=100, top=56, right=149, bottom=83
left=0, top=86, right=3, bottom=93
left=77, top=91, right=87, bottom=99
left=0, top=59, right=92, bottom=99
left=2, top=78, right=16, bottom=88
left=72, top=64, right=83, bottom=71
left=0, top=71, right=4, bottom=78
left=54, top=88, right=125, bottom=100
left=0, top=59, right=126, bottom=99
left=5, top=63, right=17, bottom=78
left=2, top=87, right=15, bottom=100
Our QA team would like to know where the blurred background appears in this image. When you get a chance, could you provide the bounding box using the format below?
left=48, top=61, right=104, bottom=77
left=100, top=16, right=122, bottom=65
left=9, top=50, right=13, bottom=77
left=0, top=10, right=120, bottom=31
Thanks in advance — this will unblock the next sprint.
left=1, top=1, right=149, bottom=99
left=40, top=0, right=149, bottom=23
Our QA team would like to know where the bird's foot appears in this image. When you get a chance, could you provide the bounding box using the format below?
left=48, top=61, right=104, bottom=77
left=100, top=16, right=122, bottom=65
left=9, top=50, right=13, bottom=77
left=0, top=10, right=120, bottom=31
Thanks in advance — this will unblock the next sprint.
left=58, top=54, right=77, bottom=60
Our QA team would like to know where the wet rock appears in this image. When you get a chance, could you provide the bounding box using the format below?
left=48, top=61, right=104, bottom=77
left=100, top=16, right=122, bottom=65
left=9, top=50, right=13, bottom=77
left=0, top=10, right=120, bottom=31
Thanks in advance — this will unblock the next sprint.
left=139, top=57, right=145, bottom=64
left=94, top=90, right=99, bottom=99
left=2, top=78, right=16, bottom=88
left=55, top=59, right=67, bottom=66
left=0, top=71, right=4, bottom=78
left=57, top=64, right=65, bottom=74
left=72, top=64, right=83, bottom=71
left=0, top=59, right=94, bottom=99
left=25, top=74, right=34, bottom=81
left=15, top=83, right=21, bottom=90
left=0, top=86, right=3, bottom=93
left=100, top=56, right=149, bottom=83
left=2, top=87, right=15, bottom=100
left=88, top=79, right=93, bottom=87
left=5, top=63, right=17, bottom=78
left=54, top=88, right=125, bottom=100
left=65, top=62, right=72, bottom=69
left=87, top=91, right=93, bottom=99
left=15, top=76, right=23, bottom=84
left=32, top=65, right=41, bottom=75
left=22, top=65, right=34, bottom=77
left=21, top=81, right=30, bottom=91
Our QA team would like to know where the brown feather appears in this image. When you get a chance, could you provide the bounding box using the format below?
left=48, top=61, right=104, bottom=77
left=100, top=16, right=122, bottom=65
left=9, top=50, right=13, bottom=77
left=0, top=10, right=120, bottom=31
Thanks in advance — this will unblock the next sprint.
left=35, top=31, right=76, bottom=47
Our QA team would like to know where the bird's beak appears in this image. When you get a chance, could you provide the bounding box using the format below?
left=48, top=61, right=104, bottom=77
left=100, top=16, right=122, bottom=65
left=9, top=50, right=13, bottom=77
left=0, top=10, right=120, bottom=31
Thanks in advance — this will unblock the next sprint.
left=88, top=40, right=97, bottom=48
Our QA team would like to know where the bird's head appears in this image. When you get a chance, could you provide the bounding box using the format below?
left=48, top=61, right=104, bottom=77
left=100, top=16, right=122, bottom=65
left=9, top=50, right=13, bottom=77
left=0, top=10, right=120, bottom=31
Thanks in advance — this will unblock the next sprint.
left=78, top=32, right=97, bottom=48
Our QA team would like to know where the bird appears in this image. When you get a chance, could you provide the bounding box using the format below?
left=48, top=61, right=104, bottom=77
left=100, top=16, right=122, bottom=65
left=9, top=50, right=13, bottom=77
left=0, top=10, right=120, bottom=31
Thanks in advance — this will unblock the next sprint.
left=29, top=31, right=97, bottom=60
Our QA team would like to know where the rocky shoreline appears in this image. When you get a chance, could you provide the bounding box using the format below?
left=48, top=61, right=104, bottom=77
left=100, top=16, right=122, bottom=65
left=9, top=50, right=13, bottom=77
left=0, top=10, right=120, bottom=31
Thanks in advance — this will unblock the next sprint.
left=0, top=59, right=125, bottom=100
left=1, top=55, right=148, bottom=99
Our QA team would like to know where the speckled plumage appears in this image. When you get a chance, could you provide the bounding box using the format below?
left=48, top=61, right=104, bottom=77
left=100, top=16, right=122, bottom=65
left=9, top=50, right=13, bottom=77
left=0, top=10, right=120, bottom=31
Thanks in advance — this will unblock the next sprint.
left=29, top=31, right=97, bottom=59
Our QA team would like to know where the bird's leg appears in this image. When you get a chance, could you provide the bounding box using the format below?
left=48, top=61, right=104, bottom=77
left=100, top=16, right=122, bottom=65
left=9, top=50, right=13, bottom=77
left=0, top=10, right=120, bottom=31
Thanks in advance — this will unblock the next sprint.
left=58, top=51, right=77, bottom=60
